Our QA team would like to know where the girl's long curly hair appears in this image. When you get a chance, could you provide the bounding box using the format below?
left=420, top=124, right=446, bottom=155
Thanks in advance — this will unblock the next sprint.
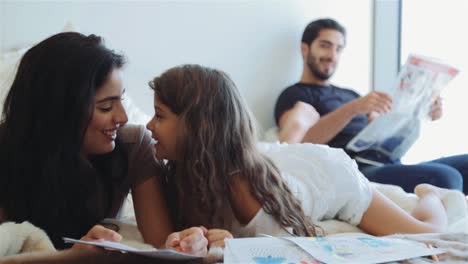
left=150, top=64, right=318, bottom=236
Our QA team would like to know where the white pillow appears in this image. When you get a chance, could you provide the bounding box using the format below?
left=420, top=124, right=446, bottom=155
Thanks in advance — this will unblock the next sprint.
left=0, top=48, right=28, bottom=112
left=1, top=22, right=79, bottom=111
left=0, top=22, right=151, bottom=125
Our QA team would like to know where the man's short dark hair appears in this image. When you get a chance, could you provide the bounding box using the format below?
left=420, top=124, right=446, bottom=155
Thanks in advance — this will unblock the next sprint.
left=301, top=18, right=346, bottom=46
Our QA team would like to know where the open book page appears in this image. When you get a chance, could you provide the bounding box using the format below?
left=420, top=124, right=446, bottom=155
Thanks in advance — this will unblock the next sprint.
left=285, top=233, right=446, bottom=264
left=224, top=237, right=321, bottom=264
left=346, top=54, right=459, bottom=162
left=63, top=237, right=202, bottom=261
left=224, top=234, right=445, bottom=264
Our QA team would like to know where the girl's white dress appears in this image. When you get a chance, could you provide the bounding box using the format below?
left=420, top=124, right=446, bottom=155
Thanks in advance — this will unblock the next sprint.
left=231, top=142, right=373, bottom=237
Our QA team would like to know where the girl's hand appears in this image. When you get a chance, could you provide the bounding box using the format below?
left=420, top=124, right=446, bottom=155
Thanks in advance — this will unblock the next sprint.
left=206, top=228, right=233, bottom=248
left=72, top=225, right=122, bottom=250
left=165, top=227, right=208, bottom=257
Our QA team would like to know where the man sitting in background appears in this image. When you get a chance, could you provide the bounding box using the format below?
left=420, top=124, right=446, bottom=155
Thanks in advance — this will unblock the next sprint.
left=274, top=18, right=468, bottom=194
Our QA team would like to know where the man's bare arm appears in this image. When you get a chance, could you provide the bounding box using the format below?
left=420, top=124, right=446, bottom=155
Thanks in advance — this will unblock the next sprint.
left=278, top=91, right=392, bottom=144
left=301, top=103, right=357, bottom=144
left=278, top=101, right=320, bottom=143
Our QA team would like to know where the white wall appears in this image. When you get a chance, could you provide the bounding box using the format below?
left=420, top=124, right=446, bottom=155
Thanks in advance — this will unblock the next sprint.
left=0, top=1, right=4, bottom=53
left=1, top=0, right=372, bottom=134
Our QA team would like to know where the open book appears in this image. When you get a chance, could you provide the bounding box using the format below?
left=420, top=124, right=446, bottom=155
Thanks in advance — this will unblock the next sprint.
left=224, top=233, right=446, bottom=264
left=63, top=237, right=202, bottom=261
left=346, top=54, right=459, bottom=163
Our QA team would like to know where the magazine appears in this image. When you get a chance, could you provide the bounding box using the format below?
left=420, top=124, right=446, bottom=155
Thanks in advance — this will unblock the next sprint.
left=346, top=54, right=459, bottom=162
left=224, top=233, right=446, bottom=264
left=63, top=237, right=202, bottom=261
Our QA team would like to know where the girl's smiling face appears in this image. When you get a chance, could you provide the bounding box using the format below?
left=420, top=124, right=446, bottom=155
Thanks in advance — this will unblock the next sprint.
left=146, top=97, right=181, bottom=161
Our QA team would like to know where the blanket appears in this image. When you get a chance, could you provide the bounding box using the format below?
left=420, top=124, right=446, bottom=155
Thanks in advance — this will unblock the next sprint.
left=0, top=221, right=55, bottom=257
left=1, top=183, right=467, bottom=263
left=317, top=182, right=468, bottom=235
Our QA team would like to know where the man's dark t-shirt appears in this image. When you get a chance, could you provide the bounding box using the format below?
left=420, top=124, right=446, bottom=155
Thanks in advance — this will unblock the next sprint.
left=274, top=83, right=369, bottom=150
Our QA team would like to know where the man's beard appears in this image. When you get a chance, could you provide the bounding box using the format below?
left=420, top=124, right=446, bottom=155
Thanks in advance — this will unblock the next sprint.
left=306, top=54, right=334, bottom=81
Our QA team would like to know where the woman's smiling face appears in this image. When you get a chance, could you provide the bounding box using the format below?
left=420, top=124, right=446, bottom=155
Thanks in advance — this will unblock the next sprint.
left=82, top=68, right=128, bottom=156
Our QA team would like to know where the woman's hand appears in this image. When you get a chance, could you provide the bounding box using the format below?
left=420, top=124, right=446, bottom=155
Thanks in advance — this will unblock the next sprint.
left=165, top=227, right=208, bottom=257
left=206, top=228, right=233, bottom=248
left=72, top=225, right=122, bottom=250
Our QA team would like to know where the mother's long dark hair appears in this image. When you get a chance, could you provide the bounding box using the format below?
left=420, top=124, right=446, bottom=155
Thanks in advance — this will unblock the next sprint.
left=151, top=65, right=317, bottom=236
left=0, top=32, right=124, bottom=246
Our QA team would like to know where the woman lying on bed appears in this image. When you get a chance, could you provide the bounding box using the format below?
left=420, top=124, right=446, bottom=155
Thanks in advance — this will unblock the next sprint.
left=146, top=64, right=452, bottom=248
left=0, top=32, right=206, bottom=255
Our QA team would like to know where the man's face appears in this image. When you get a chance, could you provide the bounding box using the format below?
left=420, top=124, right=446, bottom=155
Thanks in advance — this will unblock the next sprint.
left=305, top=29, right=345, bottom=81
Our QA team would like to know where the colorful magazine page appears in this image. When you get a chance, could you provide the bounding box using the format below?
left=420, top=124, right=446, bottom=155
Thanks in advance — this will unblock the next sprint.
left=347, top=54, right=459, bottom=161
left=224, top=234, right=446, bottom=264
left=285, top=233, right=446, bottom=264
left=224, top=237, right=321, bottom=264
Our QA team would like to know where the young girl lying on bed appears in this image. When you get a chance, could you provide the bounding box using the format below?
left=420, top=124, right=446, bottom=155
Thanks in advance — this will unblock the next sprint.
left=146, top=64, right=450, bottom=248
